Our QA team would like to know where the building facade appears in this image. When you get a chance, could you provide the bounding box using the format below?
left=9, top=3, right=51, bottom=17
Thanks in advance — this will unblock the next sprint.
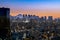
left=0, top=7, right=10, bottom=39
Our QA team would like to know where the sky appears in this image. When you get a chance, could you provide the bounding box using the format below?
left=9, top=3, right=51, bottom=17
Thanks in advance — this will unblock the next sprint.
left=0, top=0, right=60, bottom=18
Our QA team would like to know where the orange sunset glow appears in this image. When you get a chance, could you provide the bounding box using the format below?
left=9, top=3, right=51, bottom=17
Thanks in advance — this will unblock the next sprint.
left=1, top=0, right=60, bottom=19
left=10, top=9, right=60, bottom=18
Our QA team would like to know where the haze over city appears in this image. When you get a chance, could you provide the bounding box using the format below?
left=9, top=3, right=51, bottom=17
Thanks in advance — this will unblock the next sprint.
left=0, top=0, right=60, bottom=18
left=0, top=0, right=60, bottom=40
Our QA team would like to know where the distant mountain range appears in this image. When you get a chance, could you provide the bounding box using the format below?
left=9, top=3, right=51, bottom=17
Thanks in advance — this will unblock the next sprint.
left=10, top=14, right=24, bottom=20
left=10, top=14, right=40, bottom=20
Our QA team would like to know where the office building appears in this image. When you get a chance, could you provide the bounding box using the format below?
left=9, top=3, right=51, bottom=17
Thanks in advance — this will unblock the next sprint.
left=0, top=7, right=10, bottom=39
left=48, top=16, right=53, bottom=21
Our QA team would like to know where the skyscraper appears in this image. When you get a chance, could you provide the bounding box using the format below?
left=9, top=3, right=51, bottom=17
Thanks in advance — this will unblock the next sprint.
left=0, top=7, right=10, bottom=18
left=0, top=7, right=10, bottom=39
left=48, top=16, right=53, bottom=21
left=40, top=16, right=47, bottom=22
left=43, top=16, right=47, bottom=21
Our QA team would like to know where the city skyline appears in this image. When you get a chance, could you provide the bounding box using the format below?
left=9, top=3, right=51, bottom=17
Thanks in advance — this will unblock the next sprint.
left=0, top=0, right=60, bottom=18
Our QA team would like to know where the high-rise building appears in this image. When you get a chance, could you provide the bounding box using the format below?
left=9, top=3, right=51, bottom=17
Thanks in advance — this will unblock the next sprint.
left=0, top=7, right=10, bottom=39
left=0, top=7, right=10, bottom=18
left=48, top=16, right=53, bottom=21
left=40, top=16, right=46, bottom=22
left=43, top=16, right=47, bottom=21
